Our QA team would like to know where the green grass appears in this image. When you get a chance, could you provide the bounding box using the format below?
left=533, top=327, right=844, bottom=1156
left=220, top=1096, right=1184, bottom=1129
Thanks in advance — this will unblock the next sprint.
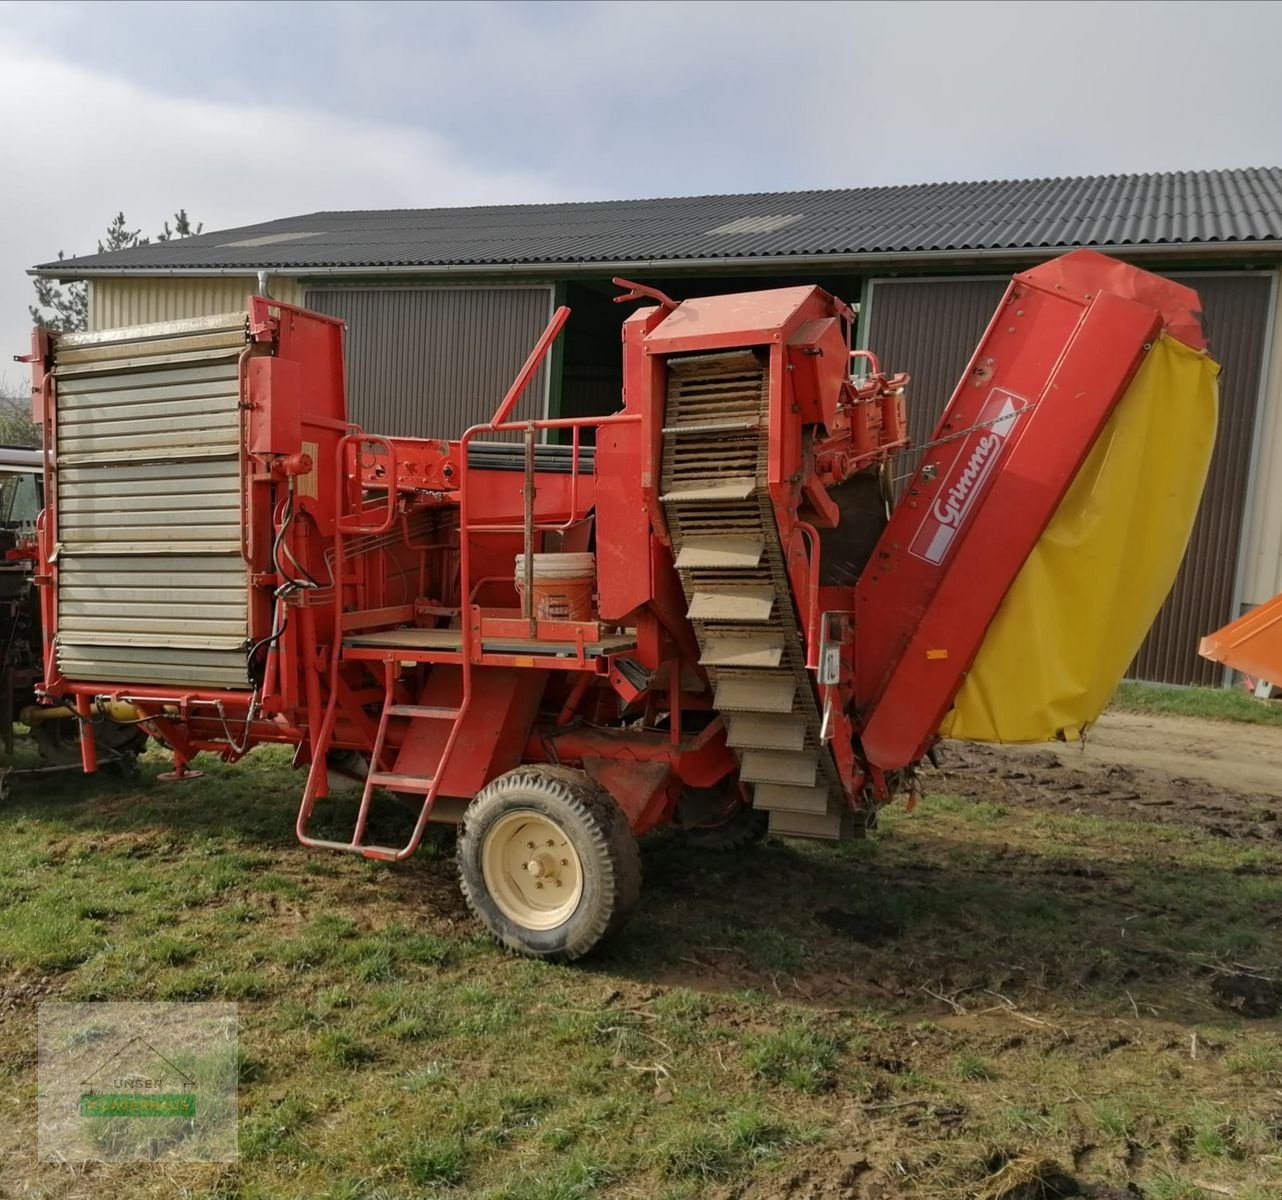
left=0, top=741, right=1280, bottom=1199
left=952, top=1051, right=995, bottom=1082
left=742, top=1021, right=843, bottom=1093
left=1111, top=680, right=1282, bottom=725
left=405, top=1133, right=469, bottom=1185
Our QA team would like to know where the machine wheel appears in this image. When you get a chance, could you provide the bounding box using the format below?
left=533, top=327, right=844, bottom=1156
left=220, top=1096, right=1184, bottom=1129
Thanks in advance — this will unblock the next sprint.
left=457, top=766, right=641, bottom=962
left=676, top=784, right=768, bottom=851
left=30, top=717, right=147, bottom=767
left=681, top=803, right=768, bottom=851
left=324, top=749, right=368, bottom=793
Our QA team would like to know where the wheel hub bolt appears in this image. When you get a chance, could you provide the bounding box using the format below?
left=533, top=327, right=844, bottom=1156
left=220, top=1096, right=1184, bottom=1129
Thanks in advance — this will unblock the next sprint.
left=526, top=853, right=558, bottom=880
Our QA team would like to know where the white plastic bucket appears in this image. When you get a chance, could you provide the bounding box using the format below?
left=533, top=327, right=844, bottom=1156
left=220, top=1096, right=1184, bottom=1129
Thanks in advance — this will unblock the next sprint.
left=514, top=552, right=596, bottom=621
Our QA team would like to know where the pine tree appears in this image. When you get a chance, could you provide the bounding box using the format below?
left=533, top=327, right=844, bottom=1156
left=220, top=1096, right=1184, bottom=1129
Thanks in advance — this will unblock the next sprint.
left=30, top=210, right=203, bottom=333
left=0, top=379, right=39, bottom=449
left=156, top=209, right=202, bottom=242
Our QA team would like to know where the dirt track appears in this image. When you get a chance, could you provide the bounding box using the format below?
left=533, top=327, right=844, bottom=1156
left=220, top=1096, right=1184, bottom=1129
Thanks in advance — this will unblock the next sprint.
left=934, top=709, right=1281, bottom=840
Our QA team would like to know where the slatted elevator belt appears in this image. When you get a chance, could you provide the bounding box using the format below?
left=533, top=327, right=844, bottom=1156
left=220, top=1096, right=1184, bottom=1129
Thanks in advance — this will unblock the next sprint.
left=657, top=351, right=851, bottom=840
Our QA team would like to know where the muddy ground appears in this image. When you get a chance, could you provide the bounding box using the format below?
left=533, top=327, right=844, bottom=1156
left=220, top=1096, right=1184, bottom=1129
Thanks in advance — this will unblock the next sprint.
left=935, top=709, right=1281, bottom=841
left=1, top=710, right=1279, bottom=1200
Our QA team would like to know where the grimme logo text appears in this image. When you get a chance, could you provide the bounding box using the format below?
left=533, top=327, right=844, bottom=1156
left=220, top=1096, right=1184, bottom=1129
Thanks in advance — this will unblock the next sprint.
left=933, top=432, right=1002, bottom=527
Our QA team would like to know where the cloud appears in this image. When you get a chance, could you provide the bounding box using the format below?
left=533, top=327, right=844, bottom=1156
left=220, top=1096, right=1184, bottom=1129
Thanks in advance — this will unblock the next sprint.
left=0, top=42, right=559, bottom=369
left=4, top=0, right=1282, bottom=368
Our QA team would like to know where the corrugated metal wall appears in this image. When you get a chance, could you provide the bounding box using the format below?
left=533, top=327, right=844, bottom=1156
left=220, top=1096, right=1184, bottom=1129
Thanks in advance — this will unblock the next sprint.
left=1239, top=271, right=1282, bottom=606
left=865, top=271, right=1273, bottom=686
left=304, top=287, right=553, bottom=439
left=862, top=279, right=1008, bottom=495
left=88, top=277, right=303, bottom=329
left=1135, top=273, right=1273, bottom=683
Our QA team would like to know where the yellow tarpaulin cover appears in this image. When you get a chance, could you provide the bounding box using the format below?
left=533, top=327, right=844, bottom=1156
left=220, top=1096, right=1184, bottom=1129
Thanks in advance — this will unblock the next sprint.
left=939, top=333, right=1219, bottom=743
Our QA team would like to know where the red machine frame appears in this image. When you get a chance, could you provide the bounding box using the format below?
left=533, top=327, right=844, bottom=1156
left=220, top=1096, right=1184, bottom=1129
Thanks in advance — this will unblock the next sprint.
left=27, top=251, right=1208, bottom=866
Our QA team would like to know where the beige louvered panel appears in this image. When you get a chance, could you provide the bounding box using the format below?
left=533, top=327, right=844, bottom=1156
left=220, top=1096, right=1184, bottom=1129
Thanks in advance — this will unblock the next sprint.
left=674, top=537, right=763, bottom=570
left=767, top=809, right=852, bottom=839
left=725, top=712, right=808, bottom=751
left=738, top=749, right=818, bottom=787
left=57, top=462, right=242, bottom=550
left=751, top=783, right=831, bottom=814
left=712, top=671, right=796, bottom=714
left=52, top=314, right=253, bottom=690
left=687, top=585, right=775, bottom=622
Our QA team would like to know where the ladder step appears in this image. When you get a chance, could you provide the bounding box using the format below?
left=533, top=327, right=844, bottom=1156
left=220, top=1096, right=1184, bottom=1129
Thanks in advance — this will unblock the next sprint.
left=714, top=671, right=796, bottom=713
left=387, top=705, right=462, bottom=719
left=751, top=782, right=831, bottom=814
left=701, top=634, right=783, bottom=668
left=660, top=477, right=757, bottom=503
left=688, top=585, right=775, bottom=623
left=368, top=772, right=436, bottom=794
left=727, top=713, right=808, bottom=751
left=768, top=808, right=852, bottom=841
left=675, top=536, right=763, bottom=570
left=739, top=749, right=818, bottom=787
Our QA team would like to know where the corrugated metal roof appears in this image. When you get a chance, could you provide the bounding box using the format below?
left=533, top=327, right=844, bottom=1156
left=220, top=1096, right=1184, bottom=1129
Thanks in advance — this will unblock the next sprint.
left=35, top=167, right=1282, bottom=275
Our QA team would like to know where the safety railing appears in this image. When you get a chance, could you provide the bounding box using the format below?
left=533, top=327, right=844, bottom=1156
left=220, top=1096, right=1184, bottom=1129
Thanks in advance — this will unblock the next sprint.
left=336, top=434, right=400, bottom=535
left=456, top=305, right=639, bottom=645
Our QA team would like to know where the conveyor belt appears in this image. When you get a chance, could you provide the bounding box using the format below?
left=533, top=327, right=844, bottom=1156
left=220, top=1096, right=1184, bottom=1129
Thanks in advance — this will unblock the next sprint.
left=467, top=441, right=596, bottom=474
left=658, top=351, right=851, bottom=840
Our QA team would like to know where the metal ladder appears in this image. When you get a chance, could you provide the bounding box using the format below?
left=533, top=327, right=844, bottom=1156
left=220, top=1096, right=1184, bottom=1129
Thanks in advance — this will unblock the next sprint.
left=343, top=658, right=471, bottom=861
left=295, top=434, right=474, bottom=862
left=296, top=307, right=571, bottom=861
left=296, top=661, right=472, bottom=861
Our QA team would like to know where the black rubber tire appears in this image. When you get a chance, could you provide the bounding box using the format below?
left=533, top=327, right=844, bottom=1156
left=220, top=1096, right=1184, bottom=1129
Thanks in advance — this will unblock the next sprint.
left=31, top=718, right=147, bottom=767
left=457, top=766, right=641, bottom=962
left=681, top=803, right=768, bottom=851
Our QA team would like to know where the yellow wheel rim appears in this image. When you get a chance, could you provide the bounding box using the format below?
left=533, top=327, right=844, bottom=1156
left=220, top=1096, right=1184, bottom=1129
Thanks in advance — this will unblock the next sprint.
left=480, top=810, right=583, bottom=931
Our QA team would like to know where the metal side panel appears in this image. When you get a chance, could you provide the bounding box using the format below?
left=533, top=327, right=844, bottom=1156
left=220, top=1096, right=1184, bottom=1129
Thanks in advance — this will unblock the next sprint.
left=57, top=361, right=241, bottom=463
left=55, top=311, right=249, bottom=350
left=56, top=460, right=242, bottom=549
left=52, top=315, right=253, bottom=690
left=55, top=550, right=251, bottom=687
left=55, top=643, right=254, bottom=688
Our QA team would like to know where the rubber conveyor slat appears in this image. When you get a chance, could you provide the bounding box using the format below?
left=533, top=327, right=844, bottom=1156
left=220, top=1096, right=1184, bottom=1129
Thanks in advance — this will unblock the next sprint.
left=658, top=352, right=850, bottom=840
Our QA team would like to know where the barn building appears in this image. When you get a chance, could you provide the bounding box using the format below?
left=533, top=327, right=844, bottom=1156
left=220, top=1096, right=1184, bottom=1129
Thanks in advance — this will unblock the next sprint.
left=32, top=167, right=1282, bottom=685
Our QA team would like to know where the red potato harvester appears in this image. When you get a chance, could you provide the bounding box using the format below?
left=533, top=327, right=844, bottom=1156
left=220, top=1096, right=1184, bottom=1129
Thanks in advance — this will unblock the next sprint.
left=23, top=251, right=1219, bottom=959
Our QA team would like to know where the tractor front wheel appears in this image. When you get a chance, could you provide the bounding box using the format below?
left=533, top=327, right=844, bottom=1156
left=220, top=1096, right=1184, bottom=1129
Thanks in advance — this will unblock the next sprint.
left=457, top=767, right=641, bottom=961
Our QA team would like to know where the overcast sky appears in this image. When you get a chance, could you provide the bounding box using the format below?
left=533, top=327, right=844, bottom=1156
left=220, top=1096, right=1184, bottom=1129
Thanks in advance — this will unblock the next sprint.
left=2, top=0, right=1280, bottom=369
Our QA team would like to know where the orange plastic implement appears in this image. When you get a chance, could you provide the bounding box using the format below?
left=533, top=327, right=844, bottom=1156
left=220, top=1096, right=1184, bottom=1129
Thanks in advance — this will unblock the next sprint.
left=1200, top=592, right=1282, bottom=682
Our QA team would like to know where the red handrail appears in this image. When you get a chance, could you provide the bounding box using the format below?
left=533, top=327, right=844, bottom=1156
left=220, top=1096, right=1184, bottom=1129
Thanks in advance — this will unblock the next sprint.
left=488, top=306, right=571, bottom=429
left=336, top=434, right=399, bottom=534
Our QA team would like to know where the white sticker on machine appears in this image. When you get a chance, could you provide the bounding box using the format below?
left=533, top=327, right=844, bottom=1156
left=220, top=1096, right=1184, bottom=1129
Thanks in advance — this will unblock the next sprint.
left=908, top=388, right=1029, bottom=566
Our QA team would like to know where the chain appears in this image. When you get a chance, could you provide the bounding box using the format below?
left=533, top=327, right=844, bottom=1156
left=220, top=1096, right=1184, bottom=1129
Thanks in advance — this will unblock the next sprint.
left=888, top=401, right=1038, bottom=485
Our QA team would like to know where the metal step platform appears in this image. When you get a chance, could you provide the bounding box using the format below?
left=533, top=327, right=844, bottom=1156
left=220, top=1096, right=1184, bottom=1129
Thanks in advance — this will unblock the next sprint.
left=343, top=626, right=637, bottom=659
